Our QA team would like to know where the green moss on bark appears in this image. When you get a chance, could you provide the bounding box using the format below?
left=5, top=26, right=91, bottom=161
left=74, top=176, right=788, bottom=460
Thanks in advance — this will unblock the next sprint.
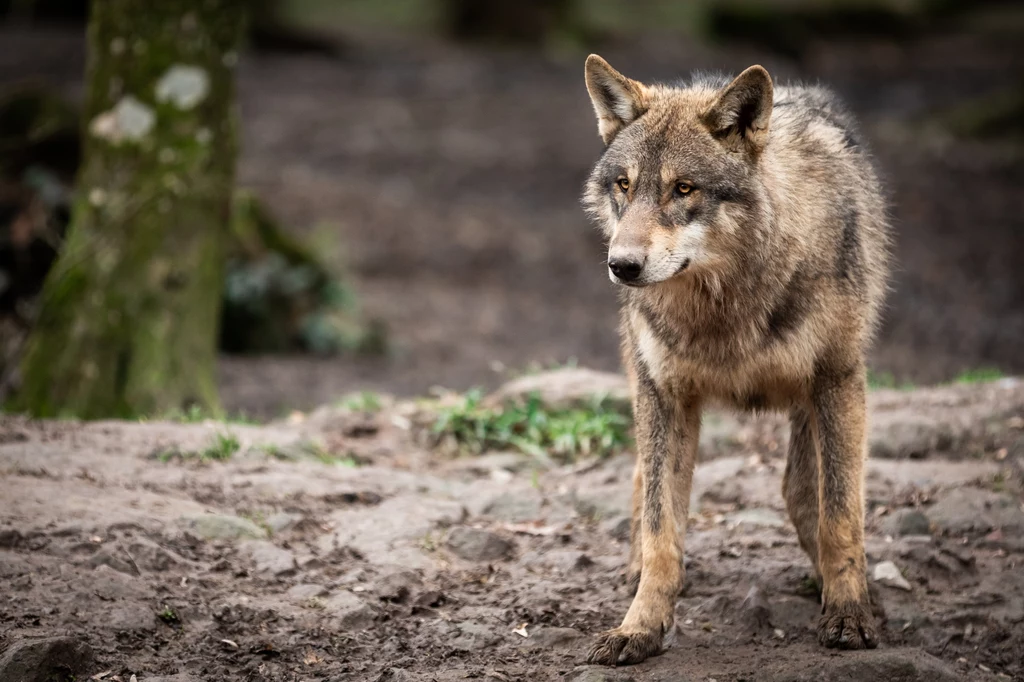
left=14, top=1, right=246, bottom=418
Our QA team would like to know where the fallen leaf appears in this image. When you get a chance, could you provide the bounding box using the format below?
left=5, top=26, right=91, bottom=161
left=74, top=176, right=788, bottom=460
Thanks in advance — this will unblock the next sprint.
left=91, top=672, right=113, bottom=680
left=512, top=623, right=529, bottom=638
left=220, top=639, right=239, bottom=649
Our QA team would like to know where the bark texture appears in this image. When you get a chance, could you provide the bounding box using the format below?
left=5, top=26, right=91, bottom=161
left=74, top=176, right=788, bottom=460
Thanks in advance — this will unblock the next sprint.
left=16, top=1, right=246, bottom=418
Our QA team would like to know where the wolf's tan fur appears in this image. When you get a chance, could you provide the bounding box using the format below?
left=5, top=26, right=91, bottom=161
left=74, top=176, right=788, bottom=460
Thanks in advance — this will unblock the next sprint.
left=581, top=55, right=891, bottom=665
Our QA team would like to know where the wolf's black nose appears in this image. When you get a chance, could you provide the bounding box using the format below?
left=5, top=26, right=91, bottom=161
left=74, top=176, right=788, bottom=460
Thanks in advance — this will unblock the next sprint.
left=609, top=258, right=644, bottom=282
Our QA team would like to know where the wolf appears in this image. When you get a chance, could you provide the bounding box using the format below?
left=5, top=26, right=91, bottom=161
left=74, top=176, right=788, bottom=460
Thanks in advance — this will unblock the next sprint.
left=580, top=55, right=891, bottom=665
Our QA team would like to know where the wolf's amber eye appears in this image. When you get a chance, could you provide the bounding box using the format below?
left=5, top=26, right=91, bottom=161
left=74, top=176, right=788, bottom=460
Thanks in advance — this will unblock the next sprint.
left=676, top=182, right=694, bottom=196
left=616, top=177, right=630, bottom=192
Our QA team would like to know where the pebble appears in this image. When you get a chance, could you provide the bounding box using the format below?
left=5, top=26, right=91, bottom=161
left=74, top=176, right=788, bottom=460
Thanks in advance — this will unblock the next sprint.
left=873, top=561, right=912, bottom=591
left=445, top=527, right=514, bottom=562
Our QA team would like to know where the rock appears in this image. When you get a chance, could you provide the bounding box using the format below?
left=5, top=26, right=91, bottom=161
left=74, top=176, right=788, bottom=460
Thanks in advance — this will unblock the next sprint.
left=89, top=563, right=146, bottom=600
left=287, top=583, right=329, bottom=601
left=566, top=667, right=635, bottom=682
left=325, top=590, right=375, bottom=630
left=265, top=512, right=303, bottom=533
left=485, top=367, right=630, bottom=412
left=446, top=527, right=514, bottom=562
left=180, top=514, right=268, bottom=540
left=522, top=549, right=594, bottom=573
left=242, top=541, right=296, bottom=577
left=870, top=414, right=949, bottom=460
left=482, top=491, right=543, bottom=522
left=739, top=585, right=772, bottom=631
left=882, top=509, right=932, bottom=537
left=700, top=477, right=745, bottom=506
left=0, top=636, right=95, bottom=682
left=928, top=488, right=1024, bottom=535
left=86, top=546, right=136, bottom=575
left=873, top=561, right=912, bottom=591
left=769, top=648, right=959, bottom=682
left=519, top=626, right=583, bottom=650
left=450, top=621, right=499, bottom=651
left=0, top=529, right=23, bottom=548
left=601, top=516, right=632, bottom=542
left=106, top=601, right=158, bottom=632
left=376, top=570, right=421, bottom=603
left=127, top=538, right=188, bottom=571
left=725, top=508, right=786, bottom=529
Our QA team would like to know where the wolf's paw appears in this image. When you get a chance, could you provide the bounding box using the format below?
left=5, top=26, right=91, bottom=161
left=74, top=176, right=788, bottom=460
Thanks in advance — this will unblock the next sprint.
left=586, top=626, right=664, bottom=665
left=817, top=600, right=879, bottom=650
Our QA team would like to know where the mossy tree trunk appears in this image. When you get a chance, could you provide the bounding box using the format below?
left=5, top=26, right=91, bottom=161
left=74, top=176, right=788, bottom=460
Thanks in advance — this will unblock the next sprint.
left=15, top=1, right=246, bottom=418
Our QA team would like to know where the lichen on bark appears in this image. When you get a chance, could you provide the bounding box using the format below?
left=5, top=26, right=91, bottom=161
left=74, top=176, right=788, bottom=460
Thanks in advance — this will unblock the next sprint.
left=14, top=1, right=246, bottom=418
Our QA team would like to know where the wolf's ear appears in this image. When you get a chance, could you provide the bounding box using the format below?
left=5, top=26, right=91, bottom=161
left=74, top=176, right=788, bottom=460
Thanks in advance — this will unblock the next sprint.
left=701, top=65, right=773, bottom=154
left=585, top=54, right=648, bottom=145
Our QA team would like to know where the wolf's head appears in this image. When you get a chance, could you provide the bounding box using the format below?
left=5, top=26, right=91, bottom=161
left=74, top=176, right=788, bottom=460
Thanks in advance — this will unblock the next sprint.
left=582, top=55, right=774, bottom=288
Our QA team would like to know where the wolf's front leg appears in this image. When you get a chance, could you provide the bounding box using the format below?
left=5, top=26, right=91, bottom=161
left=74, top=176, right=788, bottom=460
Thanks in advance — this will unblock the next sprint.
left=813, top=363, right=878, bottom=649
left=588, top=367, right=699, bottom=665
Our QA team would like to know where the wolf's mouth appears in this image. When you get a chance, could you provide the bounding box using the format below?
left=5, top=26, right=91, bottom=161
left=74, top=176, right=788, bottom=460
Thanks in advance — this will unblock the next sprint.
left=675, top=258, right=691, bottom=274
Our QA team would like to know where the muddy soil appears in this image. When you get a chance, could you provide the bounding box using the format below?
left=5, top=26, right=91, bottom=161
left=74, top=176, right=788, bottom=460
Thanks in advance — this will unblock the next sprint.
left=0, top=26, right=1022, bottom=416
left=1, top=374, right=1022, bottom=681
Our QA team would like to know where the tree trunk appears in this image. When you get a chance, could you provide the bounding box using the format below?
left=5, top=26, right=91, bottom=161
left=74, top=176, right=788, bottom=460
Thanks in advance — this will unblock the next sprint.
left=15, top=1, right=246, bottom=418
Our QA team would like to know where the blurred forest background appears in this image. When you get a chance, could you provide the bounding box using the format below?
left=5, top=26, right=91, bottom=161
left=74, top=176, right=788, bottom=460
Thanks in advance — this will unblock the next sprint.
left=0, top=0, right=1021, bottom=418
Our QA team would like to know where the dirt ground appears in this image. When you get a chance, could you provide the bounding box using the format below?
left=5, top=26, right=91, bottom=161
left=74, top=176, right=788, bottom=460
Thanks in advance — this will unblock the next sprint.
left=1, top=372, right=1023, bottom=681
left=1, top=25, right=1022, bottom=416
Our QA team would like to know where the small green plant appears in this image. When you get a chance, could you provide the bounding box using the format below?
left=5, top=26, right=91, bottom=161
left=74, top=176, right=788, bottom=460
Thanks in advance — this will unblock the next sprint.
left=202, top=432, right=241, bottom=460
left=159, top=432, right=240, bottom=463
left=432, top=389, right=632, bottom=462
left=867, top=369, right=914, bottom=391
left=157, top=604, right=179, bottom=624
left=340, top=391, right=382, bottom=413
left=952, top=367, right=1003, bottom=385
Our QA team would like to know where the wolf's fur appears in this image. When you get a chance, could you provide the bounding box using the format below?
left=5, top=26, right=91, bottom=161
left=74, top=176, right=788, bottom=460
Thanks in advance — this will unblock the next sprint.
left=581, top=55, right=891, bottom=665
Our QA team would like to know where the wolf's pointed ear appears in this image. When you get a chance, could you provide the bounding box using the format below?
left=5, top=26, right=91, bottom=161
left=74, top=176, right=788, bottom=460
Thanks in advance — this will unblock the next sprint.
left=585, top=54, right=648, bottom=145
left=701, top=65, right=773, bottom=154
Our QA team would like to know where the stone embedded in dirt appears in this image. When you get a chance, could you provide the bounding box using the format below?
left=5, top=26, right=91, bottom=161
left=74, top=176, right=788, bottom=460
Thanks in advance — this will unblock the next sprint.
left=928, top=487, right=1024, bottom=535
left=601, top=515, right=631, bottom=542
left=518, top=626, right=583, bottom=650
left=725, top=508, right=786, bottom=529
left=873, top=561, right=913, bottom=591
left=180, top=513, right=269, bottom=540
left=445, top=526, right=514, bottom=562
left=286, top=583, right=329, bottom=601
left=482, top=491, right=543, bottom=522
left=882, top=508, right=932, bottom=537
left=0, top=635, right=95, bottom=682
left=769, top=648, right=959, bottom=682
left=700, top=477, right=745, bottom=506
left=0, top=529, right=23, bottom=548
left=740, top=585, right=772, bottom=631
left=86, top=546, right=137, bottom=575
left=126, top=538, right=188, bottom=571
left=450, top=621, right=499, bottom=651
left=265, top=511, right=303, bottom=533
left=869, top=413, right=950, bottom=460
left=566, top=667, right=635, bottom=682
left=107, top=601, right=159, bottom=633
left=521, top=549, right=594, bottom=573
left=242, top=541, right=297, bottom=577
left=376, top=570, right=421, bottom=603
left=484, top=367, right=631, bottom=412
left=325, top=590, right=375, bottom=630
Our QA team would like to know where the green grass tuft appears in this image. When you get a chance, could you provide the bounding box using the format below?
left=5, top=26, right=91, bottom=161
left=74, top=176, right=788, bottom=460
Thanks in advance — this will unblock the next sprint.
left=952, top=367, right=1003, bottom=385
left=339, top=391, right=383, bottom=413
left=159, top=431, right=240, bottom=463
left=432, top=389, right=632, bottom=462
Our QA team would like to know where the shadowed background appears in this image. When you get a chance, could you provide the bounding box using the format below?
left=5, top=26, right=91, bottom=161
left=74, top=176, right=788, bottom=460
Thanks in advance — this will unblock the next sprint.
left=1, top=0, right=1021, bottom=416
